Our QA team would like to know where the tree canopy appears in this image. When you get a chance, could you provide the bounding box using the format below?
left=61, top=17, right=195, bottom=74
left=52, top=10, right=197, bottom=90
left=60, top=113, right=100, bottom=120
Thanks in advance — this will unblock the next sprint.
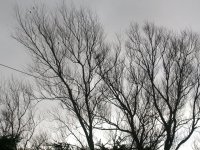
left=2, top=3, right=200, bottom=150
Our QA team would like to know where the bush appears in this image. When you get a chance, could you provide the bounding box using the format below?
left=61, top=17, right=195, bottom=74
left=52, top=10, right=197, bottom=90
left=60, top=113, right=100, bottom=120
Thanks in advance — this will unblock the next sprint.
left=0, top=134, right=20, bottom=150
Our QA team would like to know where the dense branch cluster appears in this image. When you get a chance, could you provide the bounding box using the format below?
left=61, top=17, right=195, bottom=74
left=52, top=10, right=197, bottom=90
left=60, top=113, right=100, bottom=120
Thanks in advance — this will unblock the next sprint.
left=1, top=4, right=200, bottom=150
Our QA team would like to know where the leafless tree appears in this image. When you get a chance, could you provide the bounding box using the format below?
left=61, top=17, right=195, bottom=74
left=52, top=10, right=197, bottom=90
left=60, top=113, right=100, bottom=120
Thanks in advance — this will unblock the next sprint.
left=96, top=23, right=200, bottom=150
left=0, top=78, right=37, bottom=150
left=48, top=105, right=85, bottom=148
left=14, top=2, right=200, bottom=150
left=29, top=132, right=49, bottom=150
left=14, top=4, right=109, bottom=150
left=96, top=35, right=163, bottom=150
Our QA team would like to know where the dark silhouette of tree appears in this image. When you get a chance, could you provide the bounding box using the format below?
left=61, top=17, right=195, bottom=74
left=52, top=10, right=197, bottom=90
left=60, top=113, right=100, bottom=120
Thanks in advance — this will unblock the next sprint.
left=14, top=5, right=109, bottom=150
left=96, top=23, right=200, bottom=150
left=14, top=3, right=200, bottom=150
left=30, top=132, right=49, bottom=150
left=0, top=134, right=20, bottom=150
left=0, top=79, right=37, bottom=150
left=126, top=23, right=200, bottom=150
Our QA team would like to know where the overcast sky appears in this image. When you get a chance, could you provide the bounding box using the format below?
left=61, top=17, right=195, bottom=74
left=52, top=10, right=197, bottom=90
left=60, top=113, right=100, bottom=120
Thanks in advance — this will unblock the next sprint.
left=1, top=0, right=200, bottom=148
left=1, top=0, right=200, bottom=77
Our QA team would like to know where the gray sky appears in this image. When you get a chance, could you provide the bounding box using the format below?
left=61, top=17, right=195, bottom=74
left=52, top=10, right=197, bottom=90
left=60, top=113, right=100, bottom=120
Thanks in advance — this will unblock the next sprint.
left=1, top=0, right=200, bottom=77
left=0, top=0, right=200, bottom=148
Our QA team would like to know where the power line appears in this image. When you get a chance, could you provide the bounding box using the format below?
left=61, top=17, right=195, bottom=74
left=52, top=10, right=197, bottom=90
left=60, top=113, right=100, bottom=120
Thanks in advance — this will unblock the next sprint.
left=0, top=63, right=78, bottom=92
left=0, top=63, right=65, bottom=85
left=0, top=63, right=41, bottom=80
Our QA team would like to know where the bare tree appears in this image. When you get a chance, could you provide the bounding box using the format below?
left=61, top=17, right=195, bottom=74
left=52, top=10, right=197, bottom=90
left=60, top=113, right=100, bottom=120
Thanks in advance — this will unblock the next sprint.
left=96, top=35, right=164, bottom=150
left=30, top=131, right=49, bottom=150
left=96, top=23, right=200, bottom=150
left=0, top=78, right=37, bottom=150
left=14, top=4, right=109, bottom=150
left=14, top=2, right=200, bottom=150
left=127, top=23, right=200, bottom=150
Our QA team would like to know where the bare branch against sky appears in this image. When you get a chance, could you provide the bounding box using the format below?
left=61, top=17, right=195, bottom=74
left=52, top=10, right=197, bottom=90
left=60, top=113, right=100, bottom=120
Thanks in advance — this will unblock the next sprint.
left=1, top=0, right=200, bottom=150
left=1, top=0, right=200, bottom=77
